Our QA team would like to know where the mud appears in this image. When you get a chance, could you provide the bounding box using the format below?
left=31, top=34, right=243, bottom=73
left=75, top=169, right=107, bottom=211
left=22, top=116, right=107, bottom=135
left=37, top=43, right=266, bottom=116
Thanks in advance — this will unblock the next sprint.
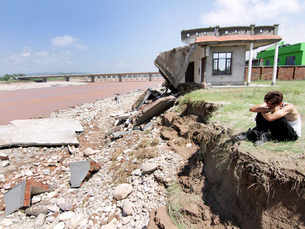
left=159, top=101, right=305, bottom=229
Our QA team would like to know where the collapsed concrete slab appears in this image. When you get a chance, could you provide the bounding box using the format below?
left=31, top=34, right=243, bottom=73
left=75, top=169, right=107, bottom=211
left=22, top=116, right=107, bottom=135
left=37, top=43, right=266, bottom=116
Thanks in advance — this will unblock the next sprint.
left=0, top=118, right=83, bottom=148
left=132, top=88, right=162, bottom=111
left=4, top=179, right=49, bottom=215
left=134, top=96, right=176, bottom=126
left=70, top=160, right=101, bottom=188
left=154, top=45, right=196, bottom=92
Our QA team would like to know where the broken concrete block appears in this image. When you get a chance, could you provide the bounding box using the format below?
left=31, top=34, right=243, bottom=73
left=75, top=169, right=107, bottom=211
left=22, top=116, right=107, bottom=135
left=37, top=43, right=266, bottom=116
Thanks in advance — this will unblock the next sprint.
left=134, top=96, right=176, bottom=126
left=4, top=179, right=49, bottom=215
left=110, top=131, right=130, bottom=141
left=132, top=88, right=153, bottom=111
left=70, top=160, right=101, bottom=188
left=0, top=118, right=83, bottom=148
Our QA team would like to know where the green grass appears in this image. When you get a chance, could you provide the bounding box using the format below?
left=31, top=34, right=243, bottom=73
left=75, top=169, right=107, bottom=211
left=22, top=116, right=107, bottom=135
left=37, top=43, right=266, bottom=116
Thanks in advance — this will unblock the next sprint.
left=179, top=80, right=305, bottom=154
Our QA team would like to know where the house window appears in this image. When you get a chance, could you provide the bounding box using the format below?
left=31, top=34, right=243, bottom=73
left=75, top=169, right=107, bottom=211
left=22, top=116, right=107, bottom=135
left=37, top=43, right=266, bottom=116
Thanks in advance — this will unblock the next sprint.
left=285, top=56, right=296, bottom=65
left=212, top=52, right=232, bottom=75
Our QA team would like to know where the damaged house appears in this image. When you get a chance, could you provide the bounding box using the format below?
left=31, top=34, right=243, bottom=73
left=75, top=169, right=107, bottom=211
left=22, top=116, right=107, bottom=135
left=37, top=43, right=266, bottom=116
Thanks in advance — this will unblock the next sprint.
left=155, top=24, right=282, bottom=88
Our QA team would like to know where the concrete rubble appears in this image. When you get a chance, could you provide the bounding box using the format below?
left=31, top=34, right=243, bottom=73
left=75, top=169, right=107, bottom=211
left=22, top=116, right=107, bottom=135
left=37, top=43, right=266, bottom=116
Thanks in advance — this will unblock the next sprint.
left=4, top=179, right=49, bottom=215
left=70, top=160, right=101, bottom=188
left=0, top=119, right=83, bottom=148
left=0, top=81, right=214, bottom=228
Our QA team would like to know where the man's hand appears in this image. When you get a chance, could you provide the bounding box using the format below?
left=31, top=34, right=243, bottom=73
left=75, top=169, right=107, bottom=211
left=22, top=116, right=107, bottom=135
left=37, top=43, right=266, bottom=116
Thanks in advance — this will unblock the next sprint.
left=249, top=103, right=271, bottom=113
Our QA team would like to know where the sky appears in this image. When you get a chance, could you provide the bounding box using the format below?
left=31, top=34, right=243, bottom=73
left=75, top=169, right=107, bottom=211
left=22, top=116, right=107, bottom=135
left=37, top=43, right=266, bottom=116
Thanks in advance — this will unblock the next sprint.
left=0, top=0, right=305, bottom=75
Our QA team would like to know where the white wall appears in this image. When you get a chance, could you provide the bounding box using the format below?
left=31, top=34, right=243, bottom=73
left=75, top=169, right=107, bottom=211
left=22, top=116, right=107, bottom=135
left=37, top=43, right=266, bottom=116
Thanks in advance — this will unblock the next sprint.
left=205, top=46, right=246, bottom=85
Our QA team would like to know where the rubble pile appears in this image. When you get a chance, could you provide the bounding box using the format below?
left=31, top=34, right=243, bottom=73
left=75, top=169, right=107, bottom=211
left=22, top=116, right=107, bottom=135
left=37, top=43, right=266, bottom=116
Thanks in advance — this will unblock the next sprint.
left=0, top=87, right=190, bottom=228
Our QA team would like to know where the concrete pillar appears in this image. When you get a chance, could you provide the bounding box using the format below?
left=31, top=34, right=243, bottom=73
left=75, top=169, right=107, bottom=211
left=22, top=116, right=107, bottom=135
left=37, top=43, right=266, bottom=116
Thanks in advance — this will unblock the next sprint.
left=272, top=42, right=279, bottom=85
left=247, top=42, right=254, bottom=85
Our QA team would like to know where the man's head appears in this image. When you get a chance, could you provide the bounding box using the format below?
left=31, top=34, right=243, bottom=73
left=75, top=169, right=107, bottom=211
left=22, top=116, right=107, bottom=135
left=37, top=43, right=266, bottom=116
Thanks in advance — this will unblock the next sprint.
left=264, top=91, right=283, bottom=108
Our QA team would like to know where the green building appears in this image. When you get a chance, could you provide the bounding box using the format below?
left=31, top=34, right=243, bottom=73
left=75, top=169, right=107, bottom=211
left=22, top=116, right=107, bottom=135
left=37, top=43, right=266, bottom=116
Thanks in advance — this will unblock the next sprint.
left=257, top=42, right=305, bottom=66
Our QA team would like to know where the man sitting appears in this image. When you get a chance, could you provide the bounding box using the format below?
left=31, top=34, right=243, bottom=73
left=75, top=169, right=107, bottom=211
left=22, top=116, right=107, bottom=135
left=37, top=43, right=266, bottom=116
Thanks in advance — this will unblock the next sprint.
left=240, top=91, right=301, bottom=145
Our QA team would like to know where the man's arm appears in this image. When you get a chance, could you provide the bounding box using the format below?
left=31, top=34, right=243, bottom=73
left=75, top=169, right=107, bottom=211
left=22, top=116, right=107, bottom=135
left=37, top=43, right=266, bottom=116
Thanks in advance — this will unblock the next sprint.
left=249, top=103, right=270, bottom=113
left=262, top=105, right=291, bottom=121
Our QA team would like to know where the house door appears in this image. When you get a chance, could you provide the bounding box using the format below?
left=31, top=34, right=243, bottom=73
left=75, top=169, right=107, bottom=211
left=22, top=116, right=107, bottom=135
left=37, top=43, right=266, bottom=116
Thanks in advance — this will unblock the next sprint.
left=185, top=62, right=194, bottom=82
left=201, top=57, right=206, bottom=82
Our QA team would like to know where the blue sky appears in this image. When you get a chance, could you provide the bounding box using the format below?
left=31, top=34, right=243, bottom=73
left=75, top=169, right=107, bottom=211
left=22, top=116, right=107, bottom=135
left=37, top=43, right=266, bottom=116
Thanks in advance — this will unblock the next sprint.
left=0, top=0, right=304, bottom=75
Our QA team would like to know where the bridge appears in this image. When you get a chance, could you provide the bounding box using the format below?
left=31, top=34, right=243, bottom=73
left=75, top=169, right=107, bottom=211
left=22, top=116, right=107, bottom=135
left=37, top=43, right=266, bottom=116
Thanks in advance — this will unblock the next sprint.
left=17, top=72, right=162, bottom=83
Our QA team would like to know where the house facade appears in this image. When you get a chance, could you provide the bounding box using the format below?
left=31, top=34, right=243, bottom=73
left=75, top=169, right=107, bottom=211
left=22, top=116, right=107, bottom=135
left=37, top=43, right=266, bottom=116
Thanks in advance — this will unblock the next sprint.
left=257, top=42, right=305, bottom=66
left=155, top=25, right=282, bottom=88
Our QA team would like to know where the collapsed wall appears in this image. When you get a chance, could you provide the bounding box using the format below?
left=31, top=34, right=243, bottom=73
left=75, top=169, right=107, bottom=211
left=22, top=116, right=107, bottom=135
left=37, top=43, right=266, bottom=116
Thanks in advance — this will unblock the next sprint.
left=154, top=45, right=196, bottom=92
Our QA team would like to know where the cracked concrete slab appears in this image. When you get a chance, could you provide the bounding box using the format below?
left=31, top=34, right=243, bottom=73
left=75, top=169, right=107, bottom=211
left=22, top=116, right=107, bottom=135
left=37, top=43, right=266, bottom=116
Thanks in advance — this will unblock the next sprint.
left=0, top=119, right=83, bottom=148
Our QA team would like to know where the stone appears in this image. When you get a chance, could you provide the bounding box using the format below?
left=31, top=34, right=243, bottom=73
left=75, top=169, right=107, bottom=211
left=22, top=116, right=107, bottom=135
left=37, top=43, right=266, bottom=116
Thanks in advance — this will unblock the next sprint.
left=54, top=222, right=65, bottom=229
left=31, top=195, right=41, bottom=204
left=131, top=169, right=142, bottom=176
left=35, top=213, right=46, bottom=226
left=1, top=160, right=10, bottom=167
left=102, top=218, right=118, bottom=229
left=122, top=200, right=133, bottom=216
left=113, top=183, right=133, bottom=200
left=84, top=147, right=98, bottom=156
left=25, top=205, right=49, bottom=216
left=57, top=198, right=74, bottom=211
left=47, top=204, right=60, bottom=213
left=0, top=174, right=5, bottom=182
left=58, top=211, right=76, bottom=221
left=141, top=161, right=159, bottom=175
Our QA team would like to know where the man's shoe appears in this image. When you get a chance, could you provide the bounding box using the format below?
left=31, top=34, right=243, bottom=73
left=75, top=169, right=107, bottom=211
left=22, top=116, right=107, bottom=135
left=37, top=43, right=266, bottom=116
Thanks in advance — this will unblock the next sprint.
left=254, top=132, right=272, bottom=146
left=234, top=132, right=248, bottom=141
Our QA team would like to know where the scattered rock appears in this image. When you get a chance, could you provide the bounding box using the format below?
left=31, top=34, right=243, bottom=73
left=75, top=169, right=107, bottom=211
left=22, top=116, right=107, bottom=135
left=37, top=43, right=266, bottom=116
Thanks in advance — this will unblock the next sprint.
left=58, top=211, right=76, bottom=221
left=0, top=174, right=5, bottom=183
left=113, top=183, right=133, bottom=200
left=141, top=161, right=159, bottom=175
left=122, top=200, right=133, bottom=216
left=84, top=147, right=98, bottom=156
left=57, top=198, right=74, bottom=211
left=35, top=213, right=46, bottom=226
left=25, top=205, right=49, bottom=216
left=54, top=222, right=65, bottom=229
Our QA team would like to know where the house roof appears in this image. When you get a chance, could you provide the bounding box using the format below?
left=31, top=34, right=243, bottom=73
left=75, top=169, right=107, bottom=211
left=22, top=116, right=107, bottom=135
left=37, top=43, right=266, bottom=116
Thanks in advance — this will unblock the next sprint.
left=195, top=34, right=282, bottom=48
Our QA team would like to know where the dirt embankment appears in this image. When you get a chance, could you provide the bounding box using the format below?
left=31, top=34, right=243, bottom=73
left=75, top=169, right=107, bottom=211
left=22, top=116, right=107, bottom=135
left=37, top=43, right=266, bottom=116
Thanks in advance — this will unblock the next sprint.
left=156, top=101, right=305, bottom=229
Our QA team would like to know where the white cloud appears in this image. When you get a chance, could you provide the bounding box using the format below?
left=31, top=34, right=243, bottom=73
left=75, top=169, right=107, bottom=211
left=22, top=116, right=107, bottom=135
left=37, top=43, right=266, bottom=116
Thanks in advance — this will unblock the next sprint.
left=51, top=35, right=76, bottom=47
left=35, top=51, right=49, bottom=57
left=21, top=47, right=31, bottom=57
left=75, top=44, right=88, bottom=51
left=202, top=0, right=303, bottom=26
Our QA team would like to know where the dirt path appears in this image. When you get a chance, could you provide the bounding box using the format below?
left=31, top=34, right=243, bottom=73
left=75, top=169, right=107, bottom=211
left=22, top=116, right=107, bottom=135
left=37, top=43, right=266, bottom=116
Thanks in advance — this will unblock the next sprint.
left=0, top=80, right=163, bottom=125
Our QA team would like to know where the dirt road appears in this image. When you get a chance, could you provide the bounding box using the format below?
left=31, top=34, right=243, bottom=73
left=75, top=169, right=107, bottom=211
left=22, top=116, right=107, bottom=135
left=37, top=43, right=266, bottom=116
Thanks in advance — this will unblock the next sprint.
left=0, top=80, right=163, bottom=125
